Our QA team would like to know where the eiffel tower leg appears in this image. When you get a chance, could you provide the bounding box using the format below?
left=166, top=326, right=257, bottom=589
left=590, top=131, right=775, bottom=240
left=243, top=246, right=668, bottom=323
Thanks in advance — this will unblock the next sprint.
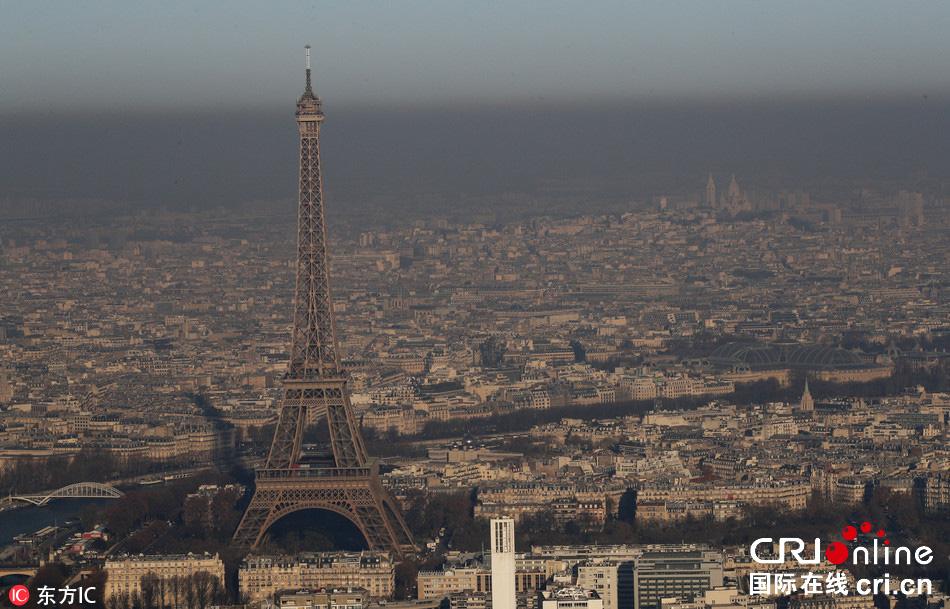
left=266, top=386, right=307, bottom=469
left=375, top=478, right=416, bottom=552
left=232, top=488, right=280, bottom=550
left=324, top=383, right=366, bottom=468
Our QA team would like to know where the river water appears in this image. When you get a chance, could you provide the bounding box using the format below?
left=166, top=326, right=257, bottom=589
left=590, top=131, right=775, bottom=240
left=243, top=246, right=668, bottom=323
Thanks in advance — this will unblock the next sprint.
left=0, top=498, right=116, bottom=545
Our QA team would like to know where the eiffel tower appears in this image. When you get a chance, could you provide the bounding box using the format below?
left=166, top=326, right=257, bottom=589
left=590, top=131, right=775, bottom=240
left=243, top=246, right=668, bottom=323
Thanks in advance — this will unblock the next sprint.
left=232, top=47, right=415, bottom=555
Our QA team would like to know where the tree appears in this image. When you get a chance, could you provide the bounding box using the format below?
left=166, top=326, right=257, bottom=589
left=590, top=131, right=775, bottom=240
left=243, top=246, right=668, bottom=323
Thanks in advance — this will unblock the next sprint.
left=156, top=576, right=168, bottom=609
left=140, top=573, right=160, bottom=609
left=80, top=567, right=109, bottom=609
left=169, top=576, right=183, bottom=609
left=80, top=504, right=102, bottom=531
left=182, top=496, right=210, bottom=537
left=873, top=592, right=891, bottom=609
left=111, top=592, right=132, bottom=609
left=27, top=565, right=68, bottom=609
left=210, top=486, right=241, bottom=539
left=183, top=574, right=198, bottom=609
left=609, top=520, right=636, bottom=543
left=105, top=493, right=150, bottom=536
left=393, top=561, right=418, bottom=600
left=190, top=571, right=218, bottom=609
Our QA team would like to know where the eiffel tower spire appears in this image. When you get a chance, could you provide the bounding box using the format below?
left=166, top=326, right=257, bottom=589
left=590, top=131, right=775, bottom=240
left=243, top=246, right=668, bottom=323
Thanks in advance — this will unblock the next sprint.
left=304, top=45, right=314, bottom=97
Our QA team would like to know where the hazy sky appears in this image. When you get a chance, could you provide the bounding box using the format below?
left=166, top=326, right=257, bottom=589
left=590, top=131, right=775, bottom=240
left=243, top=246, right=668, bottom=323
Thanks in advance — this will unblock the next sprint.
left=3, top=2, right=949, bottom=210
left=2, top=1, right=949, bottom=113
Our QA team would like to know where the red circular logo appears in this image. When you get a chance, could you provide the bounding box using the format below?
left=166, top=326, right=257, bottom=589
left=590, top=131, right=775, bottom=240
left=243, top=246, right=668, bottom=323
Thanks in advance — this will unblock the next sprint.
left=9, top=585, right=29, bottom=606
left=825, top=541, right=849, bottom=565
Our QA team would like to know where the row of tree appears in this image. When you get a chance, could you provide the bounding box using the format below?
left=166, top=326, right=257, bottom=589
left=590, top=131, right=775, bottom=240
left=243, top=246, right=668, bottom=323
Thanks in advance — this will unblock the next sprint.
left=107, top=571, right=222, bottom=609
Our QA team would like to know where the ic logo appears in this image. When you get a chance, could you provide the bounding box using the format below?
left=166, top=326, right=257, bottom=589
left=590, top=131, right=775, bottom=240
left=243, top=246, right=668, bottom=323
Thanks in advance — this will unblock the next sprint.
left=9, top=585, right=29, bottom=606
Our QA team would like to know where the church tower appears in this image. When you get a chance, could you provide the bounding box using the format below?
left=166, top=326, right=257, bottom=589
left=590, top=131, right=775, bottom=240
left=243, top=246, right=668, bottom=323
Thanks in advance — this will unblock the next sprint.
left=727, top=174, right=740, bottom=202
left=799, top=379, right=814, bottom=412
left=704, top=173, right=716, bottom=207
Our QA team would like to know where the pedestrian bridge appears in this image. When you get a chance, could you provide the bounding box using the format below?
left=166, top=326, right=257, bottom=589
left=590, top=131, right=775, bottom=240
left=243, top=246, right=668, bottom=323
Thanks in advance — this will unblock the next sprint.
left=10, top=482, right=124, bottom=506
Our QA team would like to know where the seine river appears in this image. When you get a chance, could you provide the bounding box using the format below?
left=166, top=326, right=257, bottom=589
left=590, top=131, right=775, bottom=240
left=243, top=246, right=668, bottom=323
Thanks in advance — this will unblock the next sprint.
left=0, top=498, right=117, bottom=546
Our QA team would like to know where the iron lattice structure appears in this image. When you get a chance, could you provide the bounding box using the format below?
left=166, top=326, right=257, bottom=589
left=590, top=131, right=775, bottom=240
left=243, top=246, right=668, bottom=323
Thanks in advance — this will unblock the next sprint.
left=232, top=54, right=415, bottom=556
left=12, top=482, right=124, bottom=506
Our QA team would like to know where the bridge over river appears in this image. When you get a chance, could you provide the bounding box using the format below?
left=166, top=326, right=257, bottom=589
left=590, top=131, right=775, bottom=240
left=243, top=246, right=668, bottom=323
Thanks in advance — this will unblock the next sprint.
left=5, top=482, right=124, bottom=506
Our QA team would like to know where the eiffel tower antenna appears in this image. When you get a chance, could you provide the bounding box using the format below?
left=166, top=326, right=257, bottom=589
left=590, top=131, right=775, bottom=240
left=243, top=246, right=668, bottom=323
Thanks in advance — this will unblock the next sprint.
left=232, top=47, right=415, bottom=555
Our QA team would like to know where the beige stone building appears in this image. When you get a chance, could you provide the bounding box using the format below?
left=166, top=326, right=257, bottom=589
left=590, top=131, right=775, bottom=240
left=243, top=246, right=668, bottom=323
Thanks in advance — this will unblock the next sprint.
left=417, top=567, right=546, bottom=601
left=276, top=588, right=369, bottom=609
left=104, top=553, right=224, bottom=600
left=239, top=552, right=394, bottom=603
left=638, top=480, right=808, bottom=512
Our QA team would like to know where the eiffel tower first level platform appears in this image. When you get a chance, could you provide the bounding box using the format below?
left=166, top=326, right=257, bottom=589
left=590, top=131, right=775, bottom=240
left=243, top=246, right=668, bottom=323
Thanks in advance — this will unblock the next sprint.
left=231, top=48, right=415, bottom=557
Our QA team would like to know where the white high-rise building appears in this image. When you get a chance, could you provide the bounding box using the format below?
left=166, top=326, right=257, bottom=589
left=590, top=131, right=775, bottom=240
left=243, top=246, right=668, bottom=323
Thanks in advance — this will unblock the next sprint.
left=490, top=518, right=516, bottom=609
